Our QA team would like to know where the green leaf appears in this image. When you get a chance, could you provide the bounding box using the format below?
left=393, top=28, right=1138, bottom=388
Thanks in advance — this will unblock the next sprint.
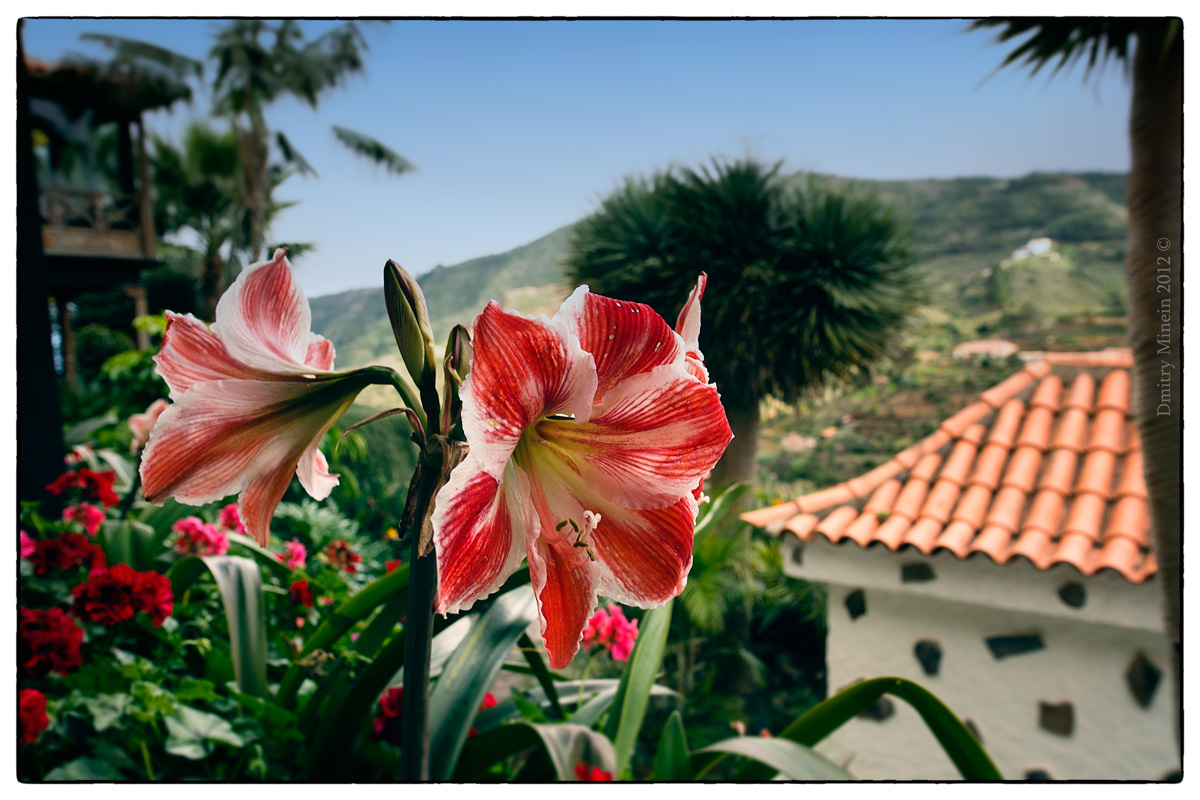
left=63, top=413, right=119, bottom=445
left=736, top=676, right=1002, bottom=781
left=653, top=710, right=691, bottom=780
left=98, top=520, right=157, bottom=571
left=174, top=679, right=220, bottom=703
left=163, top=705, right=245, bottom=760
left=427, top=586, right=539, bottom=780
left=698, top=736, right=851, bottom=780
left=84, top=693, right=131, bottom=732
left=275, top=563, right=410, bottom=707
left=517, top=632, right=564, bottom=719
left=44, top=757, right=126, bottom=781
left=167, top=555, right=268, bottom=697
left=225, top=532, right=294, bottom=583
left=332, top=125, right=416, bottom=176
left=604, top=598, right=673, bottom=775
left=511, top=688, right=549, bottom=723
left=527, top=723, right=618, bottom=781
left=693, top=481, right=751, bottom=543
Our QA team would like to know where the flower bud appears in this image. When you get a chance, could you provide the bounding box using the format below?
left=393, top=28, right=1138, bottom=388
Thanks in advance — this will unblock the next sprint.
left=440, top=324, right=472, bottom=436
left=383, top=260, right=436, bottom=385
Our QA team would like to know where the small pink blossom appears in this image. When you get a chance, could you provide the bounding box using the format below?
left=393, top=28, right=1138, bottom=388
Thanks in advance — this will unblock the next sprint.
left=582, top=605, right=639, bottom=662
left=171, top=516, right=230, bottom=556
left=62, top=502, right=106, bottom=536
left=217, top=503, right=245, bottom=534
left=278, top=539, right=307, bottom=569
left=128, top=398, right=169, bottom=453
left=20, top=530, right=36, bottom=559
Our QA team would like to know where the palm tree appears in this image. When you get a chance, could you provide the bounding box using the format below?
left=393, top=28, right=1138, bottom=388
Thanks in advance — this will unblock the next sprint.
left=565, top=159, right=922, bottom=485
left=150, top=123, right=242, bottom=320
left=209, top=20, right=415, bottom=262
left=974, top=18, right=1181, bottom=749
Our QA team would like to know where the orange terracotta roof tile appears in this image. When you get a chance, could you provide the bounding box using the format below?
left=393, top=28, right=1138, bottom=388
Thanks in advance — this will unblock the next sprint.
left=742, top=350, right=1153, bottom=582
left=1014, top=406, right=1055, bottom=450
left=782, top=513, right=820, bottom=541
left=1074, top=450, right=1117, bottom=498
left=980, top=371, right=1034, bottom=408
left=1028, top=375, right=1063, bottom=410
left=1088, top=408, right=1126, bottom=453
left=1095, top=370, right=1130, bottom=413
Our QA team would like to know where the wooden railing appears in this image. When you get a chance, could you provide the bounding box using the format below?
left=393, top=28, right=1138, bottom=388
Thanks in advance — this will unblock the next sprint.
left=40, top=187, right=151, bottom=258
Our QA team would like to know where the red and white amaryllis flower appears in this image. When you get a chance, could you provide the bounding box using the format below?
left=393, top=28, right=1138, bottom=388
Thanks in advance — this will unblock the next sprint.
left=432, top=277, right=732, bottom=668
left=140, top=249, right=372, bottom=546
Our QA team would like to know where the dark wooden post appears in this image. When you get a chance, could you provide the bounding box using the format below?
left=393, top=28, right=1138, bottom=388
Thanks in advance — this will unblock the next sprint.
left=17, top=22, right=66, bottom=508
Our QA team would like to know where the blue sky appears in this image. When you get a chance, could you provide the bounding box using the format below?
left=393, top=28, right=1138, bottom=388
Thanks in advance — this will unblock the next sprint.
left=23, top=18, right=1134, bottom=298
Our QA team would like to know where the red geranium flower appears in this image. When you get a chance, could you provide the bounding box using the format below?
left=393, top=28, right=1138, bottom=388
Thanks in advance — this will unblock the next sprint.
left=468, top=692, right=499, bottom=737
left=371, top=686, right=404, bottom=745
left=20, top=689, right=50, bottom=745
left=385, top=558, right=402, bottom=573
left=289, top=579, right=315, bottom=608
left=71, top=564, right=173, bottom=627
left=29, top=533, right=106, bottom=575
left=19, top=607, right=84, bottom=676
left=326, top=539, right=361, bottom=574
left=62, top=502, right=106, bottom=536
left=46, top=469, right=120, bottom=507
left=575, top=762, right=613, bottom=781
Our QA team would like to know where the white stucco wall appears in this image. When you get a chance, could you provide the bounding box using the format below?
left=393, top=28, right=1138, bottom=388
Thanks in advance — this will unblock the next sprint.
left=780, top=537, right=1176, bottom=780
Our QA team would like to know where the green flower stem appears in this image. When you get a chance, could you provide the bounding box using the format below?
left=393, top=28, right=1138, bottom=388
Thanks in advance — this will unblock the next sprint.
left=398, top=444, right=445, bottom=781
left=139, top=739, right=155, bottom=781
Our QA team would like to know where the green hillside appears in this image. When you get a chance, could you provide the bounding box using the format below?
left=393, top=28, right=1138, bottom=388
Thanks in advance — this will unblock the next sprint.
left=310, top=171, right=1129, bottom=370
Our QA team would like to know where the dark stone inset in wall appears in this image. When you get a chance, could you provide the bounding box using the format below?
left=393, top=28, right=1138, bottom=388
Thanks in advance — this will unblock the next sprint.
left=857, top=696, right=894, bottom=722
left=1024, top=769, right=1052, bottom=781
left=845, top=589, right=867, bottom=620
left=1126, top=651, right=1162, bottom=709
left=963, top=718, right=983, bottom=744
left=1057, top=582, right=1087, bottom=608
left=986, top=633, right=1045, bottom=659
left=1039, top=701, right=1074, bottom=736
left=791, top=544, right=804, bottom=566
left=901, top=562, right=936, bottom=583
left=914, top=640, right=942, bottom=676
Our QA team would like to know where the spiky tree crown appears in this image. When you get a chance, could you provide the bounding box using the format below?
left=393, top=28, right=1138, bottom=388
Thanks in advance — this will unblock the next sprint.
left=565, top=158, right=921, bottom=407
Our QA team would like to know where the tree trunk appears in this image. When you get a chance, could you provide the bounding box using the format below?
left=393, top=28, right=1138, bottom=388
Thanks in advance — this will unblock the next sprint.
left=710, top=394, right=761, bottom=487
left=235, top=123, right=268, bottom=263
left=1123, top=21, right=1181, bottom=752
left=200, top=249, right=227, bottom=322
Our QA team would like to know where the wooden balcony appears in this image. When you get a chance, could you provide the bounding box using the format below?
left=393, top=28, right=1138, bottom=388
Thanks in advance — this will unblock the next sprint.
left=40, top=187, right=154, bottom=260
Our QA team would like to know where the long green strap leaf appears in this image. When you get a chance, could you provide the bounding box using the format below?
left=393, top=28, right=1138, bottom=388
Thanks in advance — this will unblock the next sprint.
left=699, top=737, right=850, bottom=780
left=734, top=676, right=1002, bottom=780
left=427, top=586, right=539, bottom=780
left=693, top=482, right=751, bottom=544
left=604, top=598, right=673, bottom=776
left=167, top=555, right=268, bottom=697
left=276, top=564, right=411, bottom=706
left=517, top=633, right=564, bottom=720
left=653, top=709, right=691, bottom=780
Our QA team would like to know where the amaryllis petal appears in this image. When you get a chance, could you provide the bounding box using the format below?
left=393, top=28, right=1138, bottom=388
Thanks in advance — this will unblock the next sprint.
left=555, top=286, right=683, bottom=402
left=433, top=278, right=731, bottom=668
left=141, top=250, right=374, bottom=546
left=212, top=248, right=314, bottom=372
left=155, top=312, right=265, bottom=398
left=588, top=495, right=697, bottom=607
left=141, top=377, right=366, bottom=544
left=675, top=273, right=709, bottom=383
left=433, top=461, right=532, bottom=615
left=534, top=364, right=732, bottom=510
left=460, top=302, right=596, bottom=478
left=305, top=334, right=336, bottom=371
left=527, top=530, right=599, bottom=670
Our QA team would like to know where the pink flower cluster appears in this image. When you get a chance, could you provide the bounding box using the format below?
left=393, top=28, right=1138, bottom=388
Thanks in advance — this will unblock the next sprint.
left=217, top=503, right=245, bottom=534
left=62, top=502, right=106, bottom=536
left=278, top=539, right=307, bottom=569
left=172, top=516, right=230, bottom=557
left=582, top=605, right=639, bottom=662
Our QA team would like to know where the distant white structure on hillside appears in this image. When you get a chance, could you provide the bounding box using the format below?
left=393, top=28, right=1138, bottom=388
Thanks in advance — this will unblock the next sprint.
left=1011, top=237, right=1054, bottom=261
left=952, top=339, right=1019, bottom=361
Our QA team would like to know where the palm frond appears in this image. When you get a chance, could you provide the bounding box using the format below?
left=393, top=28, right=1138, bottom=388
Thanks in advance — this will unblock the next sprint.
left=80, top=32, right=204, bottom=78
left=332, top=126, right=416, bottom=176
left=275, top=131, right=318, bottom=177
left=970, top=19, right=1140, bottom=82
